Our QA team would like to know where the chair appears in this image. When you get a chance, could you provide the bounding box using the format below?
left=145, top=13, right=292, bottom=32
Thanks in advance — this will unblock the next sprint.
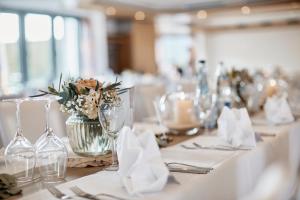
left=133, top=83, right=166, bottom=121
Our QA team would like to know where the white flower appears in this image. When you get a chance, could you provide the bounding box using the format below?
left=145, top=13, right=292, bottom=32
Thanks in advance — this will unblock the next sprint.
left=66, top=101, right=72, bottom=107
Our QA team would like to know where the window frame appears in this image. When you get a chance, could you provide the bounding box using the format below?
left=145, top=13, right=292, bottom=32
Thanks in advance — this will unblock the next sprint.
left=0, top=7, right=83, bottom=87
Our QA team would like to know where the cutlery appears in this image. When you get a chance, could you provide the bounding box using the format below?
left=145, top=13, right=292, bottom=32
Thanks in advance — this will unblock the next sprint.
left=166, top=162, right=213, bottom=174
left=71, top=186, right=128, bottom=200
left=168, top=167, right=211, bottom=174
left=216, top=144, right=251, bottom=150
left=192, top=142, right=251, bottom=151
left=257, top=132, right=276, bottom=137
left=192, top=143, right=237, bottom=151
left=48, top=186, right=72, bottom=199
left=181, top=143, right=235, bottom=151
left=104, top=161, right=212, bottom=175
left=180, top=144, right=197, bottom=150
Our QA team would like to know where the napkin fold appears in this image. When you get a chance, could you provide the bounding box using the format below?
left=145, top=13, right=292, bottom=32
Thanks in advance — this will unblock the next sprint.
left=117, top=127, right=169, bottom=195
left=217, top=107, right=256, bottom=148
left=264, top=95, right=295, bottom=125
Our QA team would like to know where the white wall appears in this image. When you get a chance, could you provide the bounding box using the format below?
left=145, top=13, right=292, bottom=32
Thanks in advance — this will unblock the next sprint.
left=205, top=25, right=300, bottom=74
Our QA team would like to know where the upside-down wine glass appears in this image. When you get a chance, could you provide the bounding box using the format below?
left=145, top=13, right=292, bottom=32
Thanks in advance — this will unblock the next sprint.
left=98, top=100, right=126, bottom=170
left=34, top=96, right=63, bottom=148
left=4, top=99, right=36, bottom=185
left=35, top=96, right=68, bottom=184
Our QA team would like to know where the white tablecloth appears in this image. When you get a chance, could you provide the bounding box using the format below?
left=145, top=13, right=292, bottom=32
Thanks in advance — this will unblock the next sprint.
left=22, top=120, right=300, bottom=200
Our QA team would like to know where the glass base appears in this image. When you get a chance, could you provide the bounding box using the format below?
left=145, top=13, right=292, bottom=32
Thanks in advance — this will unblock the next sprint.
left=16, top=176, right=34, bottom=184
left=40, top=170, right=66, bottom=184
left=41, top=177, right=65, bottom=184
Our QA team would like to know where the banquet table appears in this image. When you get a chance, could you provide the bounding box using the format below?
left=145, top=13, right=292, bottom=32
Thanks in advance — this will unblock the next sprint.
left=2, top=117, right=300, bottom=200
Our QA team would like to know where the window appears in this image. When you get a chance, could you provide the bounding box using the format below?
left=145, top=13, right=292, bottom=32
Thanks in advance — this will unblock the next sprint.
left=0, top=13, right=22, bottom=94
left=0, top=9, right=82, bottom=94
left=25, top=14, right=53, bottom=87
left=156, top=35, right=192, bottom=68
left=54, top=17, right=80, bottom=78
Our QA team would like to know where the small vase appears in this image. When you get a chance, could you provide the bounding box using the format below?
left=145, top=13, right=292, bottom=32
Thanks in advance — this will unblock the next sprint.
left=66, top=113, right=110, bottom=157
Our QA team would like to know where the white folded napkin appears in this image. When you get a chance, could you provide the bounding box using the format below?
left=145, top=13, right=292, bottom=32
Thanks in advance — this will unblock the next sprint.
left=217, top=107, right=256, bottom=148
left=117, top=127, right=169, bottom=196
left=264, top=95, right=295, bottom=125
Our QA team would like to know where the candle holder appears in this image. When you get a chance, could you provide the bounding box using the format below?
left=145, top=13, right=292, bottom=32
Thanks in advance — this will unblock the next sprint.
left=156, top=91, right=200, bottom=135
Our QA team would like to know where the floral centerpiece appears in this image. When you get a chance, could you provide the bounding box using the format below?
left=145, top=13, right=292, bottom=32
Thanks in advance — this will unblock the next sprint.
left=36, top=75, right=127, bottom=157
left=228, top=69, right=253, bottom=107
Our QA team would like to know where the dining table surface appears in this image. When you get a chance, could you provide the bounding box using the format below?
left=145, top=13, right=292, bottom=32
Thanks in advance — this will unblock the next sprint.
left=1, top=115, right=300, bottom=200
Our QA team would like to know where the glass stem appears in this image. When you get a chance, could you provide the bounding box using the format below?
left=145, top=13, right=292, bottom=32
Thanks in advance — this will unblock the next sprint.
left=45, top=100, right=51, bottom=132
left=16, top=100, right=23, bottom=137
left=111, top=137, right=118, bottom=166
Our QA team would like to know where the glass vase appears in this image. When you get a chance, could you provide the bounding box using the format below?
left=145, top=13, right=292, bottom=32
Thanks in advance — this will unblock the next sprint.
left=66, top=113, right=110, bottom=157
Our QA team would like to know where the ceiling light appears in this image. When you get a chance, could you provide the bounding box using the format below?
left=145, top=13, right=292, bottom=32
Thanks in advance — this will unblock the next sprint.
left=197, top=10, right=207, bottom=19
left=106, top=7, right=116, bottom=16
left=241, top=6, right=251, bottom=15
left=134, top=11, right=146, bottom=21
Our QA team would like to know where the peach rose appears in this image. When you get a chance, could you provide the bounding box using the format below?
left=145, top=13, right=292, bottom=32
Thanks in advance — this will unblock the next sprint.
left=75, top=79, right=101, bottom=94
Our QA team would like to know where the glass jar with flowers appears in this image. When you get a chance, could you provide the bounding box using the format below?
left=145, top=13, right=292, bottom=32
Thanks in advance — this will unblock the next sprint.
left=35, top=76, right=128, bottom=157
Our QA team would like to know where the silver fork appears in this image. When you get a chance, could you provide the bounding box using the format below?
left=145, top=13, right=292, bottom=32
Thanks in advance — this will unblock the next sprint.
left=192, top=142, right=237, bottom=151
left=48, top=186, right=72, bottom=199
left=71, top=186, right=128, bottom=200
left=165, top=162, right=213, bottom=174
left=193, top=142, right=250, bottom=151
left=180, top=144, right=197, bottom=150
left=181, top=143, right=233, bottom=151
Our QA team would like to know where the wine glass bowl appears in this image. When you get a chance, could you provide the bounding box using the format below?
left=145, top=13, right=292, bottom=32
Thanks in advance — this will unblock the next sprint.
left=99, top=103, right=125, bottom=137
left=36, top=128, right=67, bottom=183
left=32, top=96, right=68, bottom=184
left=3, top=99, right=36, bottom=184
left=98, top=101, right=126, bottom=168
left=4, top=136, right=36, bottom=183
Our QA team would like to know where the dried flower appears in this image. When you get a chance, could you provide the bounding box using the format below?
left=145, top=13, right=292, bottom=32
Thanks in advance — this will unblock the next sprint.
left=33, top=76, right=127, bottom=120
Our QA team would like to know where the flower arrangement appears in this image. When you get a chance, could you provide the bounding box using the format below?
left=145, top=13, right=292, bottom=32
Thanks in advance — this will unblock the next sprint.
left=228, top=68, right=253, bottom=106
left=35, top=75, right=127, bottom=120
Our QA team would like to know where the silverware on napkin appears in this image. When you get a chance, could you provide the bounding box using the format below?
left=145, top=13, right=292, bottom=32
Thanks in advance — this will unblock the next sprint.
left=71, top=186, right=128, bottom=200
left=48, top=186, right=72, bottom=199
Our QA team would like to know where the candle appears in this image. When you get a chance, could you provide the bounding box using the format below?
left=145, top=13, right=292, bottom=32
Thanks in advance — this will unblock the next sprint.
left=266, top=79, right=278, bottom=97
left=174, top=99, right=194, bottom=124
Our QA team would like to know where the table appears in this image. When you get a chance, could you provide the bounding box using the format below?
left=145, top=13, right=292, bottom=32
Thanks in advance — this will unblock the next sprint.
left=5, top=119, right=300, bottom=200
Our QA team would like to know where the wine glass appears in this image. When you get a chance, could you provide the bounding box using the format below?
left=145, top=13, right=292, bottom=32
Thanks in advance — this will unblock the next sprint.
left=98, top=101, right=126, bottom=169
left=34, top=96, right=63, bottom=148
left=35, top=97, right=68, bottom=184
left=4, top=98, right=36, bottom=184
